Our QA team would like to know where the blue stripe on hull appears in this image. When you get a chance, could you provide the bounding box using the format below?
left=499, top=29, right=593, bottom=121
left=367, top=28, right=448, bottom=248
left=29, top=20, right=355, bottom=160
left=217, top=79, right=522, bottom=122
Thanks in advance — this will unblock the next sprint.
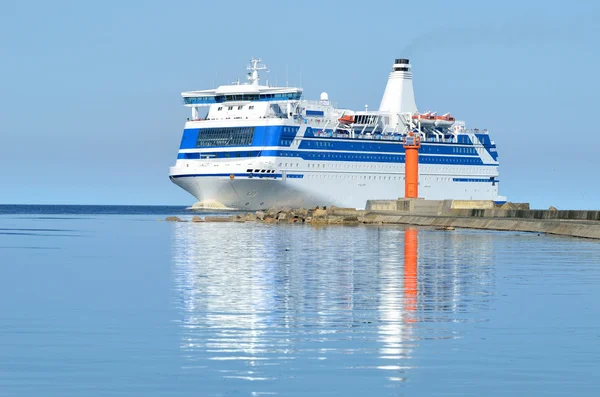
left=262, top=150, right=486, bottom=165
left=176, top=125, right=499, bottom=166
left=179, top=125, right=496, bottom=153
left=298, top=139, right=481, bottom=155
left=178, top=150, right=497, bottom=166
left=171, top=174, right=499, bottom=182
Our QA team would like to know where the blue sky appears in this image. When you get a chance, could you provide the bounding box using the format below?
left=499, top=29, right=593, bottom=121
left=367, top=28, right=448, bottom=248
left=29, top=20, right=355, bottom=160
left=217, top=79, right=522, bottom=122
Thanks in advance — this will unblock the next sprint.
left=1, top=0, right=599, bottom=208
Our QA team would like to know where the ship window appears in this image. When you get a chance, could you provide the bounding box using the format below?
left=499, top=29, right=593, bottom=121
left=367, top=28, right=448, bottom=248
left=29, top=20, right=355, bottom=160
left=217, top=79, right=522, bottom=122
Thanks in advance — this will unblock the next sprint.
left=228, top=106, right=233, bottom=110
left=249, top=105, right=254, bottom=109
left=238, top=106, right=243, bottom=110
left=218, top=107, right=223, bottom=111
left=196, top=126, right=256, bottom=147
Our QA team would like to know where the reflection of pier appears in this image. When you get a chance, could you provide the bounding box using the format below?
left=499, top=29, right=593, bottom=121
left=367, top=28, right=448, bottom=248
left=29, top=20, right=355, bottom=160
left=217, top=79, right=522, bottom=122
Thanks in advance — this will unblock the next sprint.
left=170, top=223, right=495, bottom=392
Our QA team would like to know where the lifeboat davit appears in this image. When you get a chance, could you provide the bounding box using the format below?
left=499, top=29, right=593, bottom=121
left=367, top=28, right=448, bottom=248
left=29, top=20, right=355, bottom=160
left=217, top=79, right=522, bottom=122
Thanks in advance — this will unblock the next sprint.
left=412, top=112, right=435, bottom=126
left=434, top=113, right=456, bottom=127
left=338, top=115, right=355, bottom=124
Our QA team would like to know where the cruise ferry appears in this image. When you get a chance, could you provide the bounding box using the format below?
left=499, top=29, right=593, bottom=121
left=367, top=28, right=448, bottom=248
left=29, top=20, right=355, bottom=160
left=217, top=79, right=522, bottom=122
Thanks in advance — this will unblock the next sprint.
left=169, top=57, right=506, bottom=209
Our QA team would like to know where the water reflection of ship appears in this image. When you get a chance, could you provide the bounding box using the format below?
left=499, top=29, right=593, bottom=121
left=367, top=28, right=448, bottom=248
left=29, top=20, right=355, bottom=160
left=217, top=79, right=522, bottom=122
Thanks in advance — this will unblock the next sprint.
left=172, top=223, right=280, bottom=377
left=171, top=223, right=495, bottom=390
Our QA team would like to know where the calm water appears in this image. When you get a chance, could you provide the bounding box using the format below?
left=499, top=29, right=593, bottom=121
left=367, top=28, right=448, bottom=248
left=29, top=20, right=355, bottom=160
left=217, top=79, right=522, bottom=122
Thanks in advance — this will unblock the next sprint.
left=1, top=205, right=599, bottom=396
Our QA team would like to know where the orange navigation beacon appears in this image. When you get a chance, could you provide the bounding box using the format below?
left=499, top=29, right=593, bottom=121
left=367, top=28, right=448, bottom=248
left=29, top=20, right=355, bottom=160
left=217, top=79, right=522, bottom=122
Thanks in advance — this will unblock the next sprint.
left=403, top=132, right=421, bottom=199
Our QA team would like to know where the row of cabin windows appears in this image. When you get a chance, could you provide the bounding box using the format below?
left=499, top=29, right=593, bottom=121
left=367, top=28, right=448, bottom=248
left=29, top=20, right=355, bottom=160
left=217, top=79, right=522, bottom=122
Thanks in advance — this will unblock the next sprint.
left=189, top=151, right=484, bottom=165
left=276, top=163, right=491, bottom=178
left=300, top=175, right=492, bottom=187
left=423, top=157, right=481, bottom=164
left=217, top=105, right=255, bottom=111
left=300, top=163, right=489, bottom=171
left=213, top=93, right=301, bottom=102
left=185, top=92, right=301, bottom=104
left=452, top=147, right=476, bottom=154
left=281, top=162, right=398, bottom=171
left=216, top=94, right=260, bottom=101
left=304, top=174, right=404, bottom=181
left=246, top=169, right=275, bottom=174
left=223, top=152, right=256, bottom=157
left=312, top=141, right=334, bottom=148
left=300, top=175, right=491, bottom=185
left=277, top=151, right=480, bottom=164
left=278, top=163, right=377, bottom=169
left=303, top=139, right=483, bottom=154
left=269, top=163, right=494, bottom=184
left=275, top=163, right=486, bottom=184
left=272, top=172, right=488, bottom=185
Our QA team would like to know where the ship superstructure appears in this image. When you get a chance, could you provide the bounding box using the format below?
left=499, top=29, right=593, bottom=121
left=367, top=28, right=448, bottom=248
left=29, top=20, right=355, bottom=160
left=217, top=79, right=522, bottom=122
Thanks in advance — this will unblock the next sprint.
left=169, top=57, right=505, bottom=209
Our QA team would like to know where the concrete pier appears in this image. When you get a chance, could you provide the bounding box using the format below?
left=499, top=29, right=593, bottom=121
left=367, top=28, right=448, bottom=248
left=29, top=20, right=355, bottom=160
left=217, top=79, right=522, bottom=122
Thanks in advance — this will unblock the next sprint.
left=363, top=199, right=600, bottom=239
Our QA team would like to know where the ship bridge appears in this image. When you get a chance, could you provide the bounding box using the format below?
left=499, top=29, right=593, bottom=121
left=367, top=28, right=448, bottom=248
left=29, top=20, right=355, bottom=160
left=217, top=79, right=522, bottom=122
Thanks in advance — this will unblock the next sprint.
left=182, top=87, right=302, bottom=107
left=182, top=58, right=303, bottom=120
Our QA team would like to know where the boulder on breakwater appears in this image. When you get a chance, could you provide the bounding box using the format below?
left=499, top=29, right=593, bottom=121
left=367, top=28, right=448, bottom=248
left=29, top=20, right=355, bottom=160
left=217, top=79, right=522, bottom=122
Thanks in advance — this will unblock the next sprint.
left=243, top=206, right=364, bottom=225
left=204, top=215, right=245, bottom=223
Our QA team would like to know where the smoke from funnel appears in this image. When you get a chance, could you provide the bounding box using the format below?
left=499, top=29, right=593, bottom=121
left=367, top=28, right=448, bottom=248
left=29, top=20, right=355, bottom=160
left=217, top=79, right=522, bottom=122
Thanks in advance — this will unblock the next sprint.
left=400, top=17, right=590, bottom=58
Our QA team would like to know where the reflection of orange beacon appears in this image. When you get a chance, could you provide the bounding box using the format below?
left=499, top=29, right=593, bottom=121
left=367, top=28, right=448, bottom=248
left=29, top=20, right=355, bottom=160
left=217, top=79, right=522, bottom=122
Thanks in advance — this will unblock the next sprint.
left=404, top=228, right=418, bottom=322
left=403, top=132, right=421, bottom=199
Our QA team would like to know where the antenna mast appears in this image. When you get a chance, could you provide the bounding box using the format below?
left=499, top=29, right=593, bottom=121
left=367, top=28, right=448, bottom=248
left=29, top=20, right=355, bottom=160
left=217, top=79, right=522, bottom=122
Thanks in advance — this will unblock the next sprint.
left=246, top=57, right=269, bottom=86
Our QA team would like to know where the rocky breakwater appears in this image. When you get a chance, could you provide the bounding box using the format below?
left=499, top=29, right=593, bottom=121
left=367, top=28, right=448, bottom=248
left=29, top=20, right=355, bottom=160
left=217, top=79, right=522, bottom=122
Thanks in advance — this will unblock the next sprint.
left=164, top=206, right=366, bottom=225
left=163, top=203, right=600, bottom=240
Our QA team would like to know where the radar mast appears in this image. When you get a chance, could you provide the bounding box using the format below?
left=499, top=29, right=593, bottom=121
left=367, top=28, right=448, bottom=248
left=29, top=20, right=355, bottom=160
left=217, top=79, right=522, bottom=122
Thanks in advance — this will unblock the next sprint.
left=247, top=57, right=269, bottom=86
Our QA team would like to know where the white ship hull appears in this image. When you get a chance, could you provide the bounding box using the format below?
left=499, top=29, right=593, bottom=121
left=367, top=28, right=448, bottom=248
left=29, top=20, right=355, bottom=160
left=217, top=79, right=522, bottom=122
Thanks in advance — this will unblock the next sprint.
left=171, top=163, right=501, bottom=210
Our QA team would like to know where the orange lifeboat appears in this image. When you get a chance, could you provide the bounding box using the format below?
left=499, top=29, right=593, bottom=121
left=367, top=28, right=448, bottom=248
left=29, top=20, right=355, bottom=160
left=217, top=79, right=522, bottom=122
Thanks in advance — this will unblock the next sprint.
left=338, top=115, right=355, bottom=124
left=412, top=112, right=435, bottom=126
left=434, top=113, right=455, bottom=127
